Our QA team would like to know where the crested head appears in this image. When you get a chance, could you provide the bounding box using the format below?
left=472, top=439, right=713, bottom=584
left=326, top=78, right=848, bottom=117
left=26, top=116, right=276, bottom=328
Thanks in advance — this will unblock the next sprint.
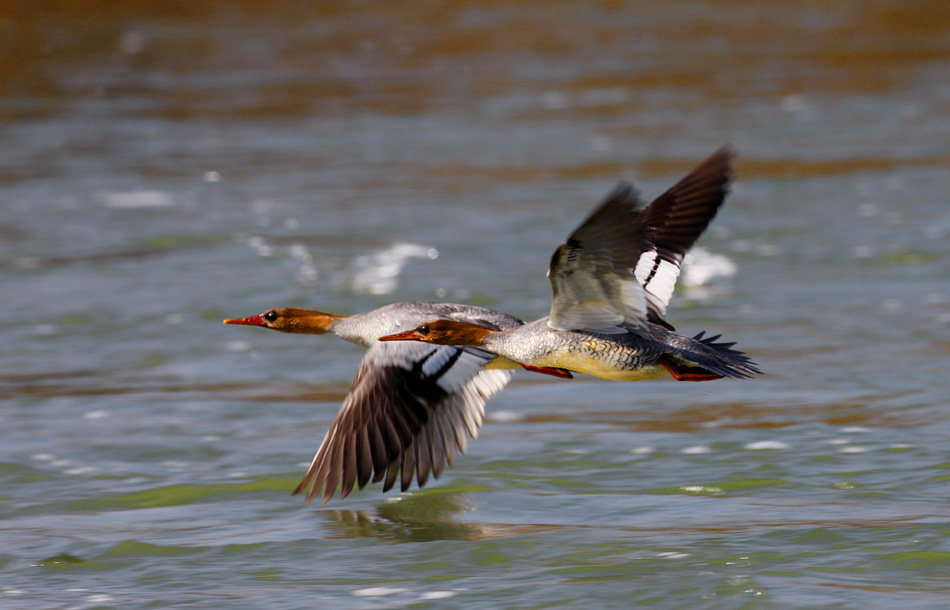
left=223, top=307, right=343, bottom=335
left=377, top=319, right=497, bottom=347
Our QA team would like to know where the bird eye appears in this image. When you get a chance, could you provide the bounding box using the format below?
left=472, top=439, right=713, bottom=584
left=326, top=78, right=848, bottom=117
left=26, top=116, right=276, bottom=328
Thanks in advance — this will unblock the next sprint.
left=418, top=325, right=430, bottom=335
left=264, top=311, right=278, bottom=322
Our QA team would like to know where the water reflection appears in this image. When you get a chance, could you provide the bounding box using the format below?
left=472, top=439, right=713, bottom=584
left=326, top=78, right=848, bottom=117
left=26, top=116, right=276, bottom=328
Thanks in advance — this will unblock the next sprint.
left=319, top=487, right=500, bottom=542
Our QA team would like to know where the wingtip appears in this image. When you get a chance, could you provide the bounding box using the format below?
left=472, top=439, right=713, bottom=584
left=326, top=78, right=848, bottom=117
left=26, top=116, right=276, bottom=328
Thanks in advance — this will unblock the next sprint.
left=608, top=180, right=636, bottom=199
left=710, top=145, right=736, bottom=180
left=714, top=143, right=735, bottom=158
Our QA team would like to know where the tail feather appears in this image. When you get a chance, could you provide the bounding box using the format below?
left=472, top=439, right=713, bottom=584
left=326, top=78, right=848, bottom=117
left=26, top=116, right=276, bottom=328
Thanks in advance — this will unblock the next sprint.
left=652, top=326, right=762, bottom=380
left=688, top=330, right=761, bottom=379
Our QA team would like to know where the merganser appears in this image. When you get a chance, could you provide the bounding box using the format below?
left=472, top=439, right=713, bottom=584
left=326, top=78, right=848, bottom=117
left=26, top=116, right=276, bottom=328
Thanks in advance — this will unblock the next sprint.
left=224, top=303, right=569, bottom=503
left=226, top=146, right=758, bottom=503
left=379, top=147, right=761, bottom=383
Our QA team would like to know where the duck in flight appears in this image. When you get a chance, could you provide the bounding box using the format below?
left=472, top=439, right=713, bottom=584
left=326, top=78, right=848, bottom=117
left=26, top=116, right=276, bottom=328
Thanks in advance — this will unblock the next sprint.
left=380, top=147, right=759, bottom=383
left=225, top=146, right=758, bottom=503
left=224, top=303, right=568, bottom=503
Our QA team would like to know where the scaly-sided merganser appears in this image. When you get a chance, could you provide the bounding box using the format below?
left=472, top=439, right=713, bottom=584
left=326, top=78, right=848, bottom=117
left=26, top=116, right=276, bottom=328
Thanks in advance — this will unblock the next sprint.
left=224, top=303, right=569, bottom=503
left=226, top=146, right=758, bottom=503
left=380, top=148, right=761, bottom=382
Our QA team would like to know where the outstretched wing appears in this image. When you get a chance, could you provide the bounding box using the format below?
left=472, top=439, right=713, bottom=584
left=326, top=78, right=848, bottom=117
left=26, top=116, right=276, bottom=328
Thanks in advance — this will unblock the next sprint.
left=634, top=146, right=733, bottom=325
left=548, top=182, right=650, bottom=334
left=547, top=147, right=732, bottom=335
left=293, top=340, right=511, bottom=503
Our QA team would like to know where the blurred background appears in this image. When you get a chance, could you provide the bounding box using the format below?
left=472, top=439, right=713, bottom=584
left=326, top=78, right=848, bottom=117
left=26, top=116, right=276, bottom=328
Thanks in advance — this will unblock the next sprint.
left=2, top=1, right=949, bottom=608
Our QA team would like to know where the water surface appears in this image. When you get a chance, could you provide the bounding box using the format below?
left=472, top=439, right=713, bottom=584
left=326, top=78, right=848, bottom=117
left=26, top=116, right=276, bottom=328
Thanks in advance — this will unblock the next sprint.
left=2, top=2, right=950, bottom=608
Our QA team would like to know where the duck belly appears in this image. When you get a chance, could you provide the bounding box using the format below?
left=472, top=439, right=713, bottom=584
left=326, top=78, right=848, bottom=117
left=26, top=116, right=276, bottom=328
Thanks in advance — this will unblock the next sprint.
left=485, top=355, right=525, bottom=370
left=529, top=342, right=667, bottom=382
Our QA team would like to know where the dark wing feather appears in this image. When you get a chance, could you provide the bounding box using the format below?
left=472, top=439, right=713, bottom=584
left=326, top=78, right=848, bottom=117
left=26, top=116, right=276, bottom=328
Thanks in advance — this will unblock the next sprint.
left=548, top=182, right=651, bottom=334
left=548, top=147, right=733, bottom=334
left=634, top=147, right=733, bottom=324
left=293, top=341, right=511, bottom=503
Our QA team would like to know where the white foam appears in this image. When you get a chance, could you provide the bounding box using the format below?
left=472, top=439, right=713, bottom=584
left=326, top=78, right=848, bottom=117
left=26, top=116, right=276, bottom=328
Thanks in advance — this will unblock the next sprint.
left=102, top=190, right=173, bottom=209
left=681, top=485, right=722, bottom=494
left=226, top=340, right=252, bottom=352
left=289, top=243, right=318, bottom=283
left=839, top=446, right=867, bottom=454
left=421, top=591, right=456, bottom=600
left=350, top=243, right=438, bottom=295
left=681, top=247, right=737, bottom=287
left=779, top=94, right=818, bottom=119
left=85, top=595, right=116, bottom=604
left=353, top=587, right=408, bottom=597
left=488, top=410, right=523, bottom=423
left=66, top=466, right=98, bottom=475
left=745, top=440, right=790, bottom=450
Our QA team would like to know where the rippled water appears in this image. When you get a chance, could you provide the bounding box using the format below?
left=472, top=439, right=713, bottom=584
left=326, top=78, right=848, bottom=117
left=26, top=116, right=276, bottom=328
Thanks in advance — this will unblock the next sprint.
left=2, top=2, right=950, bottom=608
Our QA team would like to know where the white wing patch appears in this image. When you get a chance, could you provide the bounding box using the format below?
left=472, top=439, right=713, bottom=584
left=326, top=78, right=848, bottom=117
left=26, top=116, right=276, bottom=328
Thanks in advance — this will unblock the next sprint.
left=633, top=250, right=658, bottom=284
left=419, top=345, right=457, bottom=377
left=634, top=249, right=683, bottom=316
left=645, top=260, right=681, bottom=311
left=419, top=345, right=496, bottom=394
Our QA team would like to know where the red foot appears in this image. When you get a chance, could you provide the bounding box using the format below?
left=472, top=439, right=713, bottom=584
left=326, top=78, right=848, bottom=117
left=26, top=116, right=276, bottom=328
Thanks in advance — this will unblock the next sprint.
left=521, top=364, right=573, bottom=379
left=659, top=356, right=723, bottom=382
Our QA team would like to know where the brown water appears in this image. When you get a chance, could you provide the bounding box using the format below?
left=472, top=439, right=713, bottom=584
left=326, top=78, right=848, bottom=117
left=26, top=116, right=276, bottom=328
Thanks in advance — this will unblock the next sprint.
left=2, top=2, right=950, bottom=608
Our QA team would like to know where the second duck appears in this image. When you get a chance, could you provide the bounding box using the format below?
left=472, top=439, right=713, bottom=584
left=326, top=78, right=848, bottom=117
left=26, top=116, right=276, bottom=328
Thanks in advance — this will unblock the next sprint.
left=380, top=147, right=760, bottom=383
